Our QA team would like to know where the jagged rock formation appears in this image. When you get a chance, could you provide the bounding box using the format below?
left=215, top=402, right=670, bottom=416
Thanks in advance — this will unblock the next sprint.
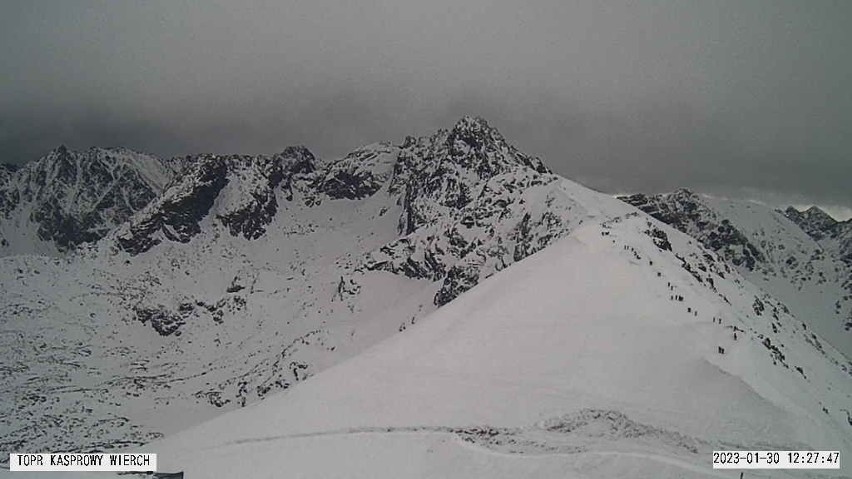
left=390, top=117, right=550, bottom=235
left=831, top=224, right=852, bottom=267
left=315, top=143, right=397, bottom=200
left=0, top=146, right=174, bottom=255
left=219, top=146, right=316, bottom=238
left=115, top=155, right=229, bottom=254
left=0, top=163, right=16, bottom=182
left=784, top=206, right=852, bottom=266
left=115, top=147, right=316, bottom=253
left=784, top=206, right=839, bottom=240
left=621, top=189, right=764, bottom=270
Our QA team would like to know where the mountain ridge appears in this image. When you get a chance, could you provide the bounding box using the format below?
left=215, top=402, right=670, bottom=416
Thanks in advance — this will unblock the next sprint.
left=621, top=191, right=852, bottom=357
left=0, top=145, right=174, bottom=255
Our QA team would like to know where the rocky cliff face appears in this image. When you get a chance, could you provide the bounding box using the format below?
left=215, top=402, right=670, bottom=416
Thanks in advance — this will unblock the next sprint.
left=115, top=147, right=317, bottom=254
left=363, top=117, right=563, bottom=305
left=390, top=117, right=550, bottom=235
left=621, top=189, right=764, bottom=270
left=830, top=223, right=852, bottom=267
left=315, top=143, right=397, bottom=200
left=0, top=163, right=16, bottom=183
left=0, top=146, right=174, bottom=255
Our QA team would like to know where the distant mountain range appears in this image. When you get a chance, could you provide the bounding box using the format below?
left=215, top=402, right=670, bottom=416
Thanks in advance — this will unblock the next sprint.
left=0, top=118, right=849, bottom=476
left=622, top=191, right=852, bottom=356
left=784, top=205, right=852, bottom=265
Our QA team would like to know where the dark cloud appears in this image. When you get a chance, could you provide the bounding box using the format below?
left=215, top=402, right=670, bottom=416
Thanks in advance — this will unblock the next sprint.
left=1, top=0, right=850, bottom=209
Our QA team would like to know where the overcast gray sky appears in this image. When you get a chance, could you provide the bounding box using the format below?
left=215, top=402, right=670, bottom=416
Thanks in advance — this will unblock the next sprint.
left=1, top=1, right=850, bottom=217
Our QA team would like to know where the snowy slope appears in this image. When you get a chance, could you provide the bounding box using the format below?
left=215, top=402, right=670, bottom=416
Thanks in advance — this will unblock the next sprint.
left=97, top=196, right=852, bottom=478
left=622, top=191, right=852, bottom=357
left=0, top=146, right=174, bottom=256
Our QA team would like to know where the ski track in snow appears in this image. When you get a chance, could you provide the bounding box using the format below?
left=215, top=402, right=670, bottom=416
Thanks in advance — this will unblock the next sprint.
left=217, top=408, right=790, bottom=462
left=195, top=408, right=830, bottom=478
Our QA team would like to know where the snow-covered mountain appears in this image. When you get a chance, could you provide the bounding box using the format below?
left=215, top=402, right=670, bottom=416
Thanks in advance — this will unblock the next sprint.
left=785, top=205, right=852, bottom=266
left=1, top=119, right=850, bottom=478
left=784, top=206, right=843, bottom=241
left=0, top=117, right=598, bottom=462
left=36, top=184, right=852, bottom=479
left=0, top=146, right=174, bottom=256
left=621, top=191, right=852, bottom=357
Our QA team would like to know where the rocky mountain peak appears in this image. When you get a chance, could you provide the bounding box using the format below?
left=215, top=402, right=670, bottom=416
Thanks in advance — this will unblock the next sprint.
left=277, top=145, right=318, bottom=173
left=354, top=118, right=573, bottom=305
left=401, top=135, right=418, bottom=148
left=803, top=205, right=836, bottom=222
left=452, top=114, right=491, bottom=130
left=0, top=145, right=173, bottom=254
left=783, top=205, right=852, bottom=267
left=783, top=206, right=838, bottom=241
left=670, top=187, right=697, bottom=200
left=441, top=116, right=550, bottom=176
left=0, top=163, right=16, bottom=182
left=388, top=118, right=551, bottom=235
left=448, top=115, right=502, bottom=148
